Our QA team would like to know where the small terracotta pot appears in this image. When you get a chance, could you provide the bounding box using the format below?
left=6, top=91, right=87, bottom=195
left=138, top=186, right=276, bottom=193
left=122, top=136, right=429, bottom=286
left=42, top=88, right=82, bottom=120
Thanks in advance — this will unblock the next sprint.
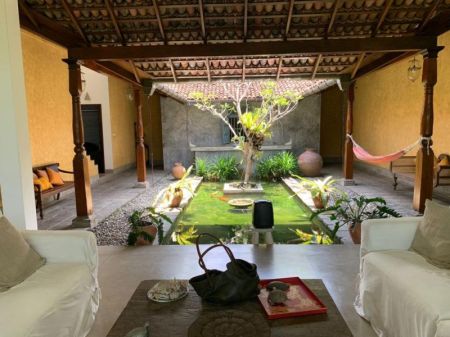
left=172, top=162, right=186, bottom=180
left=312, top=194, right=328, bottom=209
left=136, top=225, right=157, bottom=246
left=349, top=222, right=361, bottom=244
left=168, top=188, right=184, bottom=208
left=298, top=148, right=323, bottom=177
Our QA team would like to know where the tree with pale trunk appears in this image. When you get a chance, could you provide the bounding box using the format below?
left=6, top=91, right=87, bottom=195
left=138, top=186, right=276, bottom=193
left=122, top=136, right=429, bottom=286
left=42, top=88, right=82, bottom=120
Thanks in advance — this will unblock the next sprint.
left=190, top=81, right=303, bottom=187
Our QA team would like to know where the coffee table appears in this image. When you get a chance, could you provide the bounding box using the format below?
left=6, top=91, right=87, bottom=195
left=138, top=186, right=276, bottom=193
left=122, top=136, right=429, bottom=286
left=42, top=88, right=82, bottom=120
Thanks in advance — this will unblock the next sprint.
left=107, top=279, right=353, bottom=337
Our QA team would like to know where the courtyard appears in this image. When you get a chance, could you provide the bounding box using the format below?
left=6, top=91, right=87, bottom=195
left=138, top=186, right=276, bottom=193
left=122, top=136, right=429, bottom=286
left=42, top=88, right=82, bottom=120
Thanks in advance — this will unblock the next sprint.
left=2, top=1, right=450, bottom=337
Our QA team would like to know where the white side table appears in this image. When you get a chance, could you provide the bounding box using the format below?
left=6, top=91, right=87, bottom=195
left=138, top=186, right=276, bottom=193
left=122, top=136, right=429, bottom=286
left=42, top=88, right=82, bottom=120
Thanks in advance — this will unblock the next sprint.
left=251, top=227, right=274, bottom=245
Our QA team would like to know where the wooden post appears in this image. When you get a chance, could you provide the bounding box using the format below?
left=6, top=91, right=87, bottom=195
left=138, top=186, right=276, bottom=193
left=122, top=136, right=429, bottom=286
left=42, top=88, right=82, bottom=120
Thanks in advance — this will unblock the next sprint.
left=413, top=48, right=440, bottom=212
left=343, top=82, right=355, bottom=185
left=134, top=88, right=148, bottom=188
left=64, top=58, right=95, bottom=227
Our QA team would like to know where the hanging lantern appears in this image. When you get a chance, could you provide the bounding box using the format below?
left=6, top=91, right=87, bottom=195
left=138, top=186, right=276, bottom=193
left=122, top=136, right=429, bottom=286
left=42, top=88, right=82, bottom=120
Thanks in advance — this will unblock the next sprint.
left=407, top=57, right=421, bottom=82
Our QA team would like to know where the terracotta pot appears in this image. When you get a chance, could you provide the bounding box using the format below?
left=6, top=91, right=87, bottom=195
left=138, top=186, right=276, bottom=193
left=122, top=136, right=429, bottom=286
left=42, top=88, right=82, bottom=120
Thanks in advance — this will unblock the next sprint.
left=169, top=188, right=184, bottom=208
left=136, top=225, right=158, bottom=246
left=312, top=194, right=328, bottom=209
left=172, top=162, right=186, bottom=180
left=298, top=148, right=323, bottom=177
left=349, top=222, right=361, bottom=244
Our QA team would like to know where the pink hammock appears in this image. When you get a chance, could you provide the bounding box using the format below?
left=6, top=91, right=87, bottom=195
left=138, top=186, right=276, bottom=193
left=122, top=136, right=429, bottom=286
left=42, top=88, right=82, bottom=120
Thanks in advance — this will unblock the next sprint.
left=347, top=135, right=421, bottom=164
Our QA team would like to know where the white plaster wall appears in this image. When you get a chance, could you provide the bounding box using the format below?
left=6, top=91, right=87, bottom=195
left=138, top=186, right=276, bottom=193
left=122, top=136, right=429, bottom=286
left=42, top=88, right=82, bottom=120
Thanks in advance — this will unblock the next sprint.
left=81, top=66, right=114, bottom=171
left=0, top=0, right=37, bottom=229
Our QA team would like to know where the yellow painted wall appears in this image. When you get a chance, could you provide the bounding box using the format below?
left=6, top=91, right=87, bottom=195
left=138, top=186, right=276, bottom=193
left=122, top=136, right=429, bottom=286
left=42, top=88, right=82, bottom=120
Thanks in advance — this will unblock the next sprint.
left=353, top=31, right=450, bottom=168
left=143, top=93, right=164, bottom=168
left=108, top=77, right=136, bottom=169
left=320, top=85, right=343, bottom=161
left=21, top=30, right=74, bottom=178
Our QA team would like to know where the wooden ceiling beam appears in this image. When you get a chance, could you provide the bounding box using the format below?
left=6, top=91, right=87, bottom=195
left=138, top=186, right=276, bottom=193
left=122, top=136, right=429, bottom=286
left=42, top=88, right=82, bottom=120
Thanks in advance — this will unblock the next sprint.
left=354, top=51, right=416, bottom=79
left=285, top=0, right=295, bottom=40
left=276, top=56, right=283, bottom=80
left=169, top=59, right=177, bottom=82
left=419, top=0, right=443, bottom=31
left=152, top=0, right=166, bottom=43
left=84, top=60, right=142, bottom=87
left=351, top=52, right=366, bottom=79
left=419, top=9, right=450, bottom=36
left=198, top=0, right=206, bottom=43
left=105, top=0, right=124, bottom=43
left=60, top=0, right=89, bottom=43
left=205, top=57, right=211, bottom=82
left=326, top=0, right=340, bottom=37
left=311, top=54, right=322, bottom=79
left=243, top=0, right=248, bottom=42
left=372, top=0, right=394, bottom=37
left=129, top=60, right=141, bottom=83
left=18, top=0, right=39, bottom=29
left=69, top=36, right=437, bottom=60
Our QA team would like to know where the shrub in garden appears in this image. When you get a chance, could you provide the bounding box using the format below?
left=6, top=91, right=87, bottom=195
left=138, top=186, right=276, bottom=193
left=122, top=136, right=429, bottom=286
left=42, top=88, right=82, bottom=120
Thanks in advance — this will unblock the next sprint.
left=256, top=151, right=298, bottom=181
left=194, top=156, right=240, bottom=182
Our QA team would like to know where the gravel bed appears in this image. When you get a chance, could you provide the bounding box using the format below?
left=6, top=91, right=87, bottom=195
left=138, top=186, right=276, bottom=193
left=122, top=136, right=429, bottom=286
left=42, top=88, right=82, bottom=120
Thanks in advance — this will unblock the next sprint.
left=90, top=173, right=173, bottom=246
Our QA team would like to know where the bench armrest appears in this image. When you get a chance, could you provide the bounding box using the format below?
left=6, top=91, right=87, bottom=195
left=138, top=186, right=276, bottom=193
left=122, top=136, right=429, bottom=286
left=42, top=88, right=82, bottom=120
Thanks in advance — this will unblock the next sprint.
left=58, top=168, right=74, bottom=174
left=361, top=217, right=421, bottom=257
left=21, top=230, right=98, bottom=273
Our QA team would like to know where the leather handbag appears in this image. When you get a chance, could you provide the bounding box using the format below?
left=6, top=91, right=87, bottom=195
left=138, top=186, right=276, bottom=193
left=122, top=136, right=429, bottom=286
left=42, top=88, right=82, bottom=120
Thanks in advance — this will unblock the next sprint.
left=189, top=233, right=260, bottom=304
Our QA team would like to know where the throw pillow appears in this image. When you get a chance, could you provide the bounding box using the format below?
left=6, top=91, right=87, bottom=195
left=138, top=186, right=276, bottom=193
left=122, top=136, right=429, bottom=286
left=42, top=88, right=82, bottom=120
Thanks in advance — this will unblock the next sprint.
left=411, top=199, right=450, bottom=269
left=46, top=168, right=64, bottom=186
left=0, top=216, right=45, bottom=292
left=439, top=156, right=450, bottom=167
left=34, top=177, right=53, bottom=191
left=36, top=169, right=49, bottom=180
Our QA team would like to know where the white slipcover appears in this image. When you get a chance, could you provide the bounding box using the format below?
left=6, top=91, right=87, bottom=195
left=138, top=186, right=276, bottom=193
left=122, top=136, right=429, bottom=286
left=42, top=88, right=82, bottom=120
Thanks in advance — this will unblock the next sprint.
left=0, top=230, right=99, bottom=337
left=355, top=217, right=450, bottom=337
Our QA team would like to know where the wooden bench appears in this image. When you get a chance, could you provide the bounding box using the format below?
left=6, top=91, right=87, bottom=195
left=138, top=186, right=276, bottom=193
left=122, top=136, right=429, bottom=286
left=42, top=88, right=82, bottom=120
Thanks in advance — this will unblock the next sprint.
left=390, top=154, right=450, bottom=190
left=33, top=163, right=74, bottom=219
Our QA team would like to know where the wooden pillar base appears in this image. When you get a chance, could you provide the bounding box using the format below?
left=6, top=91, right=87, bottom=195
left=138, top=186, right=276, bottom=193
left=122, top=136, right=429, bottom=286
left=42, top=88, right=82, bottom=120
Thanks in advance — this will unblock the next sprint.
left=134, top=181, right=149, bottom=189
left=136, top=143, right=147, bottom=184
left=73, top=155, right=93, bottom=217
left=413, top=147, right=435, bottom=213
left=71, top=215, right=97, bottom=229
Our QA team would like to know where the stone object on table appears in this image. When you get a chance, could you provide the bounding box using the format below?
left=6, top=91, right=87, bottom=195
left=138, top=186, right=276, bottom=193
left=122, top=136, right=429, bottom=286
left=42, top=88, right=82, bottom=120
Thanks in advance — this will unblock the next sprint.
left=124, top=323, right=150, bottom=337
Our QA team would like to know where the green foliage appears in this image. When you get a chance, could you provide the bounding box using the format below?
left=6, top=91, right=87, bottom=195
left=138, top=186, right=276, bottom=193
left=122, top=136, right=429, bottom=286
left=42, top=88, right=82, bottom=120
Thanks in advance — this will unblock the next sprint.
left=171, top=225, right=198, bottom=245
left=311, top=195, right=401, bottom=240
left=294, top=175, right=337, bottom=208
left=195, top=156, right=240, bottom=182
left=288, top=228, right=333, bottom=245
left=256, top=152, right=298, bottom=181
left=127, top=208, right=173, bottom=246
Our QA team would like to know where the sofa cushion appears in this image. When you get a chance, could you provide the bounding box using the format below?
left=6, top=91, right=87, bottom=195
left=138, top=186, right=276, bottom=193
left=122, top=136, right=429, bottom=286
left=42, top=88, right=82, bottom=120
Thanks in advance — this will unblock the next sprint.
left=0, top=217, right=45, bottom=292
left=0, top=263, right=93, bottom=337
left=411, top=199, right=450, bottom=269
left=46, top=167, right=64, bottom=186
left=34, top=176, right=53, bottom=191
left=36, top=169, right=49, bottom=180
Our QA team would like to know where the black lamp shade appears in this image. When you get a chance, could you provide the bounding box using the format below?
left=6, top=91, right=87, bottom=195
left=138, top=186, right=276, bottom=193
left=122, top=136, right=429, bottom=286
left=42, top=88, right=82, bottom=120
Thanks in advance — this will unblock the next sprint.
left=252, top=200, right=274, bottom=229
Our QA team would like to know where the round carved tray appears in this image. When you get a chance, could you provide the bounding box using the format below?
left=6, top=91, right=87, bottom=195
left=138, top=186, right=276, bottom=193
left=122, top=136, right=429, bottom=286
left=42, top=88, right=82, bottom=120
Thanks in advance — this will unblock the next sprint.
left=188, top=310, right=270, bottom=337
left=228, top=198, right=254, bottom=209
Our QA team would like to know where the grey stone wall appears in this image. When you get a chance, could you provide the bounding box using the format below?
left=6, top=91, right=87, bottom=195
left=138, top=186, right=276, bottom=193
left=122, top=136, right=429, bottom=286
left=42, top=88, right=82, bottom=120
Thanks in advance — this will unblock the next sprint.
left=160, top=94, right=321, bottom=170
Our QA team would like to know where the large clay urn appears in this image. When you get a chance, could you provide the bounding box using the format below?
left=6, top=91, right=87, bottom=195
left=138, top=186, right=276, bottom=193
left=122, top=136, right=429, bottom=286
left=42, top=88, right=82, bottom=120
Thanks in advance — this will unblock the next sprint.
left=298, top=148, right=323, bottom=177
left=172, top=162, right=186, bottom=180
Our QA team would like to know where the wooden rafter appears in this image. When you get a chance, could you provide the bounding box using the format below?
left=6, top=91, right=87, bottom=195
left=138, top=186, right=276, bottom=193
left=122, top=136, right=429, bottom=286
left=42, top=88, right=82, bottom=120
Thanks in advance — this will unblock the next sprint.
left=351, top=52, right=366, bottom=79
left=419, top=0, right=443, bottom=31
left=60, top=0, right=89, bottom=43
left=242, top=56, right=246, bottom=81
left=169, top=59, right=177, bottom=82
left=276, top=56, right=283, bottom=80
left=69, top=36, right=437, bottom=60
left=152, top=0, right=166, bottom=43
left=129, top=60, right=141, bottom=83
left=354, top=51, right=415, bottom=79
left=372, top=0, right=394, bottom=37
left=198, top=0, right=206, bottom=43
left=285, top=0, right=295, bottom=40
left=18, top=0, right=39, bottom=29
left=327, top=0, right=341, bottom=37
left=243, top=0, right=248, bottom=42
left=84, top=60, right=141, bottom=87
left=311, top=54, right=322, bottom=79
left=205, top=57, right=211, bottom=82
left=105, top=0, right=124, bottom=43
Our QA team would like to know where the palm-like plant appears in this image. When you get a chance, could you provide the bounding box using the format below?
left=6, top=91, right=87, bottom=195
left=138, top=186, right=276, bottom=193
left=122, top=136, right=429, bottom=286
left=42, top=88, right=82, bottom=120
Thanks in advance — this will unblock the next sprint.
left=127, top=207, right=173, bottom=245
left=294, top=175, right=337, bottom=209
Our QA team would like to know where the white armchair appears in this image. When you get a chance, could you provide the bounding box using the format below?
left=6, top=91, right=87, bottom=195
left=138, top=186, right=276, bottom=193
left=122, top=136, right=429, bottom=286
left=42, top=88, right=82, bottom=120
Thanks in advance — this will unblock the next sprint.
left=0, top=230, right=99, bottom=337
left=355, top=217, right=450, bottom=337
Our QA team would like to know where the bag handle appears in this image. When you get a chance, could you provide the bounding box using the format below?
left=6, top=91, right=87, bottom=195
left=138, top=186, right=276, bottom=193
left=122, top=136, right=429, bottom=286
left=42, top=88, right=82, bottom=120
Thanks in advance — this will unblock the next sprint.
left=195, top=233, right=236, bottom=273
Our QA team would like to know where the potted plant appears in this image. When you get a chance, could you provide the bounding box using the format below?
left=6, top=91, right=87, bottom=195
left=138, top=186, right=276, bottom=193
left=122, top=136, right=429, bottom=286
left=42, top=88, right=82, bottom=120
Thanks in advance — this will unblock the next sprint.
left=294, top=175, right=337, bottom=209
left=127, top=207, right=173, bottom=246
left=163, top=165, right=194, bottom=208
left=311, top=196, right=401, bottom=244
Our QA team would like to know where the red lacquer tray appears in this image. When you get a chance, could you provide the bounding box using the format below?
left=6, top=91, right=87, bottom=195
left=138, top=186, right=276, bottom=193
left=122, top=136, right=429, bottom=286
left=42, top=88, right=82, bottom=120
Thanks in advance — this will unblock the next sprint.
left=257, top=277, right=327, bottom=320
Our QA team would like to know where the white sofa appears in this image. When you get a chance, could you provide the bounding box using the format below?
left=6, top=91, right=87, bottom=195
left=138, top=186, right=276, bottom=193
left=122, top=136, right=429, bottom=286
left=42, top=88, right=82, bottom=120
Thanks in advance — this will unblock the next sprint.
left=355, top=217, right=450, bottom=337
left=0, top=230, right=99, bottom=337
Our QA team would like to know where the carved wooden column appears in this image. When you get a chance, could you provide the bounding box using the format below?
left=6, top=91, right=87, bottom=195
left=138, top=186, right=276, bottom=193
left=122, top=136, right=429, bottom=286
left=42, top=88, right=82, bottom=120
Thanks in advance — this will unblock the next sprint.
left=64, top=58, right=94, bottom=227
left=343, top=82, right=355, bottom=185
left=134, top=88, right=148, bottom=188
left=413, top=48, right=440, bottom=212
